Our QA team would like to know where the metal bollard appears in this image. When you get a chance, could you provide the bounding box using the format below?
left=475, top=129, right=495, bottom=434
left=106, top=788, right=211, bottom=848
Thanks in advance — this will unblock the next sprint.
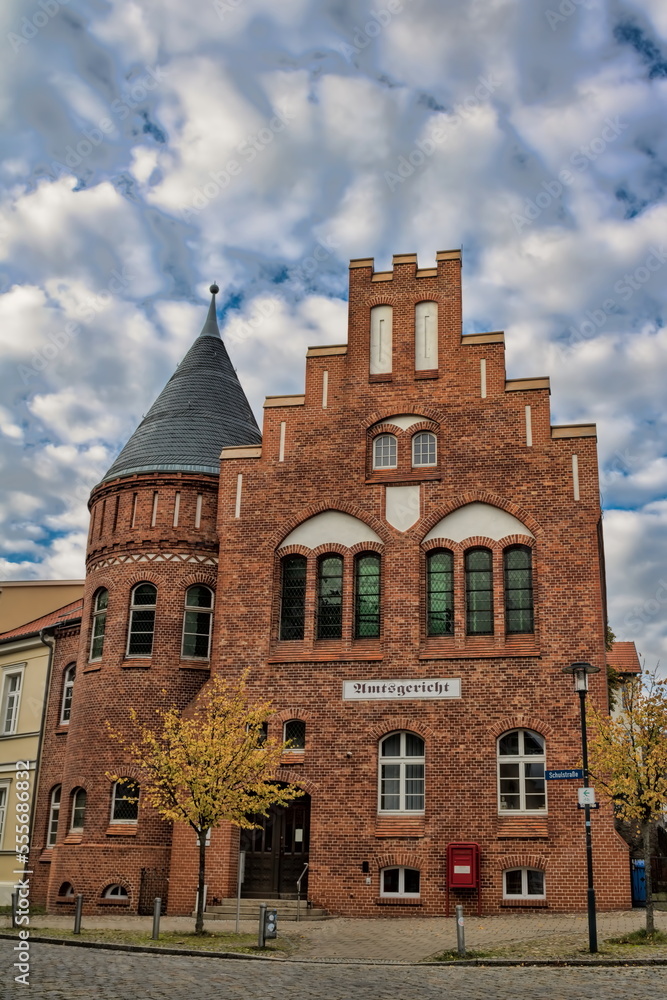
left=455, top=903, right=465, bottom=957
left=11, top=892, right=18, bottom=929
left=152, top=897, right=162, bottom=940
left=73, top=894, right=83, bottom=935
left=258, top=902, right=267, bottom=948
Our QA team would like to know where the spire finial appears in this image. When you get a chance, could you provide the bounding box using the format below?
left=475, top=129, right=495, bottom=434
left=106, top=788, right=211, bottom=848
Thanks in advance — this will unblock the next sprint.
left=198, top=283, right=221, bottom=339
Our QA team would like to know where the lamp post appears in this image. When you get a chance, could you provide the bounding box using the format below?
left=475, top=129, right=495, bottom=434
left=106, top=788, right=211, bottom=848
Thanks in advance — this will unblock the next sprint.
left=562, top=660, right=600, bottom=954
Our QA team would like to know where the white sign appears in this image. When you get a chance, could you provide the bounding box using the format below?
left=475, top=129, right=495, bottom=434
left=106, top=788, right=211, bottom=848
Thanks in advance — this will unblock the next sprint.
left=343, top=678, right=461, bottom=700
left=578, top=787, right=596, bottom=807
left=454, top=866, right=471, bottom=874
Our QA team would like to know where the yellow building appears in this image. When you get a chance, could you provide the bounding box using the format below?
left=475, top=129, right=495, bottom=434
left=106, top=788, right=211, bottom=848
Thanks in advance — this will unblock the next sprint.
left=0, top=580, right=84, bottom=633
left=0, top=601, right=82, bottom=903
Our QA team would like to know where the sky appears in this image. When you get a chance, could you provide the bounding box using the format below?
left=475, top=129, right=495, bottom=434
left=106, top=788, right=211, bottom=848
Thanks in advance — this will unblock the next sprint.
left=0, top=0, right=665, bottom=670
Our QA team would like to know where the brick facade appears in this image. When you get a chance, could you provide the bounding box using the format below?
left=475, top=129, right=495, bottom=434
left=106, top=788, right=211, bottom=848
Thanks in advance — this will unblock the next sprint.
left=30, top=250, right=631, bottom=916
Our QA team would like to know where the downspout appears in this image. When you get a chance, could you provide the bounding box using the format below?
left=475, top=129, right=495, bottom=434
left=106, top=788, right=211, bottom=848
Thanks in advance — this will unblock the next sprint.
left=28, top=628, right=56, bottom=857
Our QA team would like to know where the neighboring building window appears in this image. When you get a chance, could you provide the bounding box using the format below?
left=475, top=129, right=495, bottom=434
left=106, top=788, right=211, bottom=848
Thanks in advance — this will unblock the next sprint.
left=355, top=553, right=381, bottom=638
left=427, top=549, right=454, bottom=636
left=182, top=586, right=214, bottom=658
left=497, top=729, right=546, bottom=812
left=47, top=786, right=61, bottom=847
left=89, top=588, right=108, bottom=660
left=504, top=546, right=534, bottom=634
left=111, top=780, right=139, bottom=823
left=60, top=664, right=75, bottom=724
left=317, top=555, right=343, bottom=639
left=415, top=300, right=438, bottom=370
left=1, top=669, right=23, bottom=735
left=102, top=884, right=129, bottom=900
left=284, top=719, right=306, bottom=749
left=58, top=882, right=75, bottom=898
left=381, top=867, right=421, bottom=897
left=465, top=548, right=493, bottom=635
left=70, top=788, right=87, bottom=831
left=412, top=432, right=437, bottom=467
left=373, top=434, right=397, bottom=470
left=0, top=785, right=7, bottom=845
left=127, top=583, right=157, bottom=657
left=379, top=732, right=425, bottom=813
left=370, top=304, right=393, bottom=374
left=280, top=555, right=307, bottom=640
left=503, top=868, right=545, bottom=899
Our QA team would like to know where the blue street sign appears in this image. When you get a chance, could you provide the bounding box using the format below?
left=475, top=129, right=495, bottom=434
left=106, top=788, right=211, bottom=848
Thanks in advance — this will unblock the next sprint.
left=545, top=768, right=584, bottom=780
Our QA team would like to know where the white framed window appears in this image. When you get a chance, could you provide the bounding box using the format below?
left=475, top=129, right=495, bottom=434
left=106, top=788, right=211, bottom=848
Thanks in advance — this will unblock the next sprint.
left=181, top=586, right=214, bottom=659
left=89, top=588, right=108, bottom=661
left=415, top=300, right=438, bottom=370
left=370, top=304, right=393, bottom=374
left=503, top=868, right=545, bottom=899
left=70, top=788, right=87, bottom=831
left=379, top=731, right=424, bottom=813
left=373, top=434, right=397, bottom=470
left=102, top=884, right=129, bottom=900
left=60, top=665, right=75, bottom=724
left=497, top=729, right=546, bottom=813
left=47, top=786, right=61, bottom=847
left=1, top=667, right=24, bottom=735
left=126, top=583, right=157, bottom=657
left=110, top=780, right=139, bottom=823
left=381, top=867, right=421, bottom=897
left=0, top=784, right=8, bottom=847
left=412, top=432, right=437, bottom=467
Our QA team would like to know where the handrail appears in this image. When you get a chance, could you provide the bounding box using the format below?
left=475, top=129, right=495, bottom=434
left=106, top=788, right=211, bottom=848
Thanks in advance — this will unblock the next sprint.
left=296, top=863, right=309, bottom=922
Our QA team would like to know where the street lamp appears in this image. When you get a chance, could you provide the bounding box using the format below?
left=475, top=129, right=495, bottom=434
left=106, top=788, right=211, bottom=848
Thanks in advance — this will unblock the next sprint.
left=562, top=660, right=600, bottom=954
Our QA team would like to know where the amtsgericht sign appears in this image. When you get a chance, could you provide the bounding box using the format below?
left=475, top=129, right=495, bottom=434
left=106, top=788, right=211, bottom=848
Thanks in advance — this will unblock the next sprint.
left=343, top=678, right=461, bottom=700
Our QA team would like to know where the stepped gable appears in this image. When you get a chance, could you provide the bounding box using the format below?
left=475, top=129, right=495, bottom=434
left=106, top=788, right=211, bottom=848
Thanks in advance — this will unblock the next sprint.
left=102, top=285, right=261, bottom=482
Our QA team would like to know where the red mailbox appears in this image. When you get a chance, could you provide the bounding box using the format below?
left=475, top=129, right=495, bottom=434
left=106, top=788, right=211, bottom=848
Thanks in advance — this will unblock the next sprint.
left=446, top=842, right=480, bottom=914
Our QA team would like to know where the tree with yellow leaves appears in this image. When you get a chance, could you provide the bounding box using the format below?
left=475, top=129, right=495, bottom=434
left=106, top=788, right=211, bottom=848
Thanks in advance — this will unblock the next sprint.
left=108, top=674, right=302, bottom=934
left=587, top=669, right=667, bottom=934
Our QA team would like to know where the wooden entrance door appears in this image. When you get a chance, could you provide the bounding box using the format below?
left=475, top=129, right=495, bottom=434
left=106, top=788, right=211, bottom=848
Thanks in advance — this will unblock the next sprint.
left=240, top=795, right=310, bottom=898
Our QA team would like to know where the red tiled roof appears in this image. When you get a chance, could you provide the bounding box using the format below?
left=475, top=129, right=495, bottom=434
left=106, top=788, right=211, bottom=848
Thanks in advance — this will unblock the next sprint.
left=607, top=641, right=641, bottom=675
left=0, top=599, right=83, bottom=642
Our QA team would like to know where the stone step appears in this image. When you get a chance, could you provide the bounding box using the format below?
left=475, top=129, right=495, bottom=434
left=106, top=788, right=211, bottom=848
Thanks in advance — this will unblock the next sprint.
left=205, top=899, right=331, bottom=921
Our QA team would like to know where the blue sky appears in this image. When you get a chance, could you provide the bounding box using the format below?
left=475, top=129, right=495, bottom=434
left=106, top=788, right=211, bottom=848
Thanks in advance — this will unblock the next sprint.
left=0, top=0, right=666, bottom=669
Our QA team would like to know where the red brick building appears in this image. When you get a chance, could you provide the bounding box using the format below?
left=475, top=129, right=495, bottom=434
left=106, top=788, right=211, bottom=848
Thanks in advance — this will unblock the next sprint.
left=29, top=250, right=631, bottom=917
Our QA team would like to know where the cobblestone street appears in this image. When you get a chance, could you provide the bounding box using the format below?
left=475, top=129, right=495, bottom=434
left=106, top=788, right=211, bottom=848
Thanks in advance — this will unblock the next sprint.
left=3, top=941, right=667, bottom=1000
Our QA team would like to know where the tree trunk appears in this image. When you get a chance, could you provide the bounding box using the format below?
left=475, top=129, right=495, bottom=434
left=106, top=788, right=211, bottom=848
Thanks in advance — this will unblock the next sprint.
left=642, top=820, right=655, bottom=936
left=195, top=829, right=209, bottom=935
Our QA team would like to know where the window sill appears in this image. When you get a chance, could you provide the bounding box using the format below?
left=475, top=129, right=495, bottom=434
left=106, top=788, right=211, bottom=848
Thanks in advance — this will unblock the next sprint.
left=269, top=642, right=382, bottom=663
left=500, top=899, right=548, bottom=908
left=83, top=664, right=101, bottom=674
left=122, top=659, right=152, bottom=670
left=55, top=725, right=69, bottom=735
left=106, top=824, right=138, bottom=836
left=56, top=897, right=75, bottom=905
left=414, top=369, right=438, bottom=380
left=64, top=833, right=83, bottom=845
left=375, top=815, right=425, bottom=838
left=39, top=849, right=54, bottom=863
left=369, top=374, right=393, bottom=383
left=376, top=897, right=423, bottom=906
left=179, top=659, right=211, bottom=672
left=99, top=898, right=130, bottom=907
left=420, top=636, right=540, bottom=659
left=280, top=751, right=305, bottom=764
left=366, top=471, right=441, bottom=485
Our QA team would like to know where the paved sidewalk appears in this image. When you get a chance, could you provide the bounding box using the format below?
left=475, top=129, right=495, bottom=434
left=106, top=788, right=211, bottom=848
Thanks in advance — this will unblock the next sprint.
left=3, top=908, right=667, bottom=962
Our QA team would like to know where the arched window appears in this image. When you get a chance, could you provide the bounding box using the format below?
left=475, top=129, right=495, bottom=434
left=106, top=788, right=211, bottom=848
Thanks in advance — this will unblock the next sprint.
left=373, top=433, right=397, bottom=470
left=280, top=555, right=307, bottom=640
left=317, top=555, right=343, bottom=639
left=89, top=588, right=108, bottom=661
left=284, top=719, right=306, bottom=749
left=127, top=583, right=157, bottom=657
left=70, top=788, right=87, bottom=831
left=503, top=868, right=545, bottom=899
left=370, top=304, right=393, bottom=374
left=182, top=586, right=214, bottom=658
left=60, top=664, right=75, bottom=724
left=426, top=549, right=453, bottom=635
left=465, top=548, right=493, bottom=635
left=111, top=780, right=139, bottom=823
left=415, top=300, right=438, bottom=370
left=102, top=884, right=129, bottom=900
left=47, top=786, right=61, bottom=847
left=381, top=867, right=421, bottom=897
left=504, top=546, right=534, bottom=634
left=412, top=432, right=437, bottom=467
left=355, top=553, right=381, bottom=638
left=497, top=729, right=546, bottom=812
left=58, top=882, right=75, bottom=898
left=379, top=732, right=425, bottom=813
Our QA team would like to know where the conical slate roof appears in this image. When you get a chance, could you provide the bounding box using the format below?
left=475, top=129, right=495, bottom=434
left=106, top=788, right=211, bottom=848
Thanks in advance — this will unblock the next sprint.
left=102, top=286, right=261, bottom=482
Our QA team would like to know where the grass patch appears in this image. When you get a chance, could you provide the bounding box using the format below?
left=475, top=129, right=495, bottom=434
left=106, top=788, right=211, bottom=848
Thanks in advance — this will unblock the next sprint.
left=429, top=949, right=492, bottom=962
left=0, top=904, right=46, bottom=915
left=606, top=928, right=667, bottom=947
left=2, top=926, right=293, bottom=955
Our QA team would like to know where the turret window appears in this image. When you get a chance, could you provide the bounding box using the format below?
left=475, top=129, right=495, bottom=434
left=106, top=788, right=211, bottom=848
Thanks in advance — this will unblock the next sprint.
left=47, top=786, right=61, bottom=847
left=127, top=583, right=157, bottom=657
left=182, top=586, right=214, bottom=658
left=89, top=588, right=108, bottom=661
left=111, top=780, right=139, bottom=823
left=70, top=788, right=87, bottom=831
left=60, top=664, right=75, bottom=724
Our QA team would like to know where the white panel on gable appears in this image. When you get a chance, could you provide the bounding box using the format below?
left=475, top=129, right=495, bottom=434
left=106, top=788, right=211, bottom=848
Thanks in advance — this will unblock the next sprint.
left=279, top=511, right=382, bottom=550
left=376, top=414, right=425, bottom=431
left=424, top=502, right=533, bottom=543
left=370, top=305, right=393, bottom=374
left=415, top=301, right=438, bottom=370
left=385, top=485, right=420, bottom=532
